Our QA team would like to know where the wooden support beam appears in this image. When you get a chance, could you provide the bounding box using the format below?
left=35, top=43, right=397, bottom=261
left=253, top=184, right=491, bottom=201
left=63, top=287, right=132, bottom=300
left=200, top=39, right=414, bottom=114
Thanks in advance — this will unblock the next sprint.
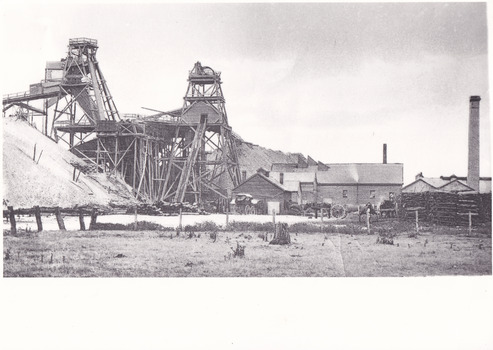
left=34, top=206, right=43, bottom=232
left=55, top=207, right=66, bottom=231
left=8, top=206, right=16, bottom=235
left=89, top=208, right=98, bottom=230
left=79, top=208, right=86, bottom=231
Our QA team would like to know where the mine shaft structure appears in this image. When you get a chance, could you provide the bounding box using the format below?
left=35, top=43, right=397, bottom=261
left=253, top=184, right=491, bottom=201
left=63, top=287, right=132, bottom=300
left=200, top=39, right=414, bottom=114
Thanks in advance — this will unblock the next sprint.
left=94, top=62, right=242, bottom=204
left=163, top=62, right=242, bottom=203
left=93, top=62, right=241, bottom=204
left=51, top=38, right=120, bottom=149
left=2, top=38, right=120, bottom=153
left=3, top=39, right=241, bottom=205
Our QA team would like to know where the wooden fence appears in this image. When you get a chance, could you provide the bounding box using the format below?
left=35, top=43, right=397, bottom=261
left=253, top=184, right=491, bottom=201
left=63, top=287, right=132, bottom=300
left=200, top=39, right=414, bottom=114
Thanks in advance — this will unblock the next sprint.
left=3, top=206, right=100, bottom=234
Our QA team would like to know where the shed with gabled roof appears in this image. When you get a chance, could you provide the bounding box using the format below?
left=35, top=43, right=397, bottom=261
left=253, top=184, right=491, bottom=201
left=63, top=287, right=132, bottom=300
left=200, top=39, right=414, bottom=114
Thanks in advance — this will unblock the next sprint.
left=232, top=172, right=292, bottom=214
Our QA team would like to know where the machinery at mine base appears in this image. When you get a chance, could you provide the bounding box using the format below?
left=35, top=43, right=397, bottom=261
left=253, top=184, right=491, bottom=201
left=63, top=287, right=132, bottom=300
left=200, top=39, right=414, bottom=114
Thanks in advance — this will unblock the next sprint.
left=287, top=201, right=347, bottom=219
left=232, top=193, right=265, bottom=215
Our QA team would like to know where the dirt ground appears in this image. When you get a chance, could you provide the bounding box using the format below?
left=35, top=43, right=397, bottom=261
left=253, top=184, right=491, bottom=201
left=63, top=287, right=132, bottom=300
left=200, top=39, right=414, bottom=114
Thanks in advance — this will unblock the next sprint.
left=3, top=224, right=491, bottom=277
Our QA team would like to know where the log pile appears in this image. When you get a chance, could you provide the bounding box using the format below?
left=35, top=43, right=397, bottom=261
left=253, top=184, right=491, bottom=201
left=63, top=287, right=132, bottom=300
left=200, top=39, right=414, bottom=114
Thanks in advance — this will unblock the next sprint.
left=479, top=193, right=492, bottom=222
left=399, top=191, right=490, bottom=227
left=428, top=192, right=458, bottom=226
left=398, top=193, right=428, bottom=221
left=125, top=202, right=205, bottom=216
left=456, top=193, right=480, bottom=226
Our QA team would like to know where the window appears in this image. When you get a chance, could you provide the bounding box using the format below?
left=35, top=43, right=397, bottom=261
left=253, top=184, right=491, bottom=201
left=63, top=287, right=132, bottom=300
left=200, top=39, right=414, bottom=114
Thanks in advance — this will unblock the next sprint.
left=280, top=173, right=284, bottom=184
left=241, top=170, right=247, bottom=182
left=342, top=190, right=348, bottom=198
left=370, top=190, right=375, bottom=199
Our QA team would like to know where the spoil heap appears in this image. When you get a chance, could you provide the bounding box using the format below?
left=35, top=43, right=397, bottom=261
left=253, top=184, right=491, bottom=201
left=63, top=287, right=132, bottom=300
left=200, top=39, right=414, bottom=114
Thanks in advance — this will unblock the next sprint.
left=235, top=141, right=301, bottom=175
left=2, top=117, right=137, bottom=210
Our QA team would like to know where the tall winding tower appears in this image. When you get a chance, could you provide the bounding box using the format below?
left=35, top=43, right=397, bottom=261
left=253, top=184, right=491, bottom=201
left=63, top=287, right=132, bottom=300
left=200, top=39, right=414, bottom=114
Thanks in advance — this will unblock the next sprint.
left=51, top=38, right=120, bottom=148
left=161, top=62, right=241, bottom=204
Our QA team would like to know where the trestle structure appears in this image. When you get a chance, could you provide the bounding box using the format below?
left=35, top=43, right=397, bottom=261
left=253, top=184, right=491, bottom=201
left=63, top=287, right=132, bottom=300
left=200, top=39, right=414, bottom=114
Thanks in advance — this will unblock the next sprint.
left=3, top=39, right=241, bottom=205
left=94, top=62, right=242, bottom=204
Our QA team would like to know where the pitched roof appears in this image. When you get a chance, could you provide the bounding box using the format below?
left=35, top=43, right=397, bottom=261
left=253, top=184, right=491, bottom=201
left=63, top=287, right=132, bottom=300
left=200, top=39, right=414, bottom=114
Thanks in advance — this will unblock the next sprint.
left=283, top=172, right=316, bottom=183
left=403, top=176, right=491, bottom=193
left=307, top=156, right=318, bottom=166
left=232, top=172, right=287, bottom=192
left=317, top=163, right=403, bottom=184
left=439, top=179, right=473, bottom=191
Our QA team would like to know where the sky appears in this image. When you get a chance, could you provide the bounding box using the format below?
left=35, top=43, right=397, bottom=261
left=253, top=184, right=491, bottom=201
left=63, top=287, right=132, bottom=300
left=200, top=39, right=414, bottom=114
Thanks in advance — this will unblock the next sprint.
left=0, top=2, right=490, bottom=185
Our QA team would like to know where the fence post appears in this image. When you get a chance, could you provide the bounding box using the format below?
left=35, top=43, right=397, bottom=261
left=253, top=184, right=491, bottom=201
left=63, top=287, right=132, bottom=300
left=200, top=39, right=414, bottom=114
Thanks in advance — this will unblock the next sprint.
left=415, top=210, right=419, bottom=234
left=178, top=208, right=183, bottom=230
left=78, top=208, right=86, bottom=231
left=468, top=211, right=472, bottom=235
left=55, top=207, right=66, bottom=231
left=134, top=206, right=138, bottom=230
left=34, top=205, right=43, bottom=232
left=366, top=207, right=371, bottom=233
left=272, top=209, right=276, bottom=225
left=8, top=206, right=16, bottom=235
left=89, top=208, right=98, bottom=230
left=226, top=211, right=229, bottom=227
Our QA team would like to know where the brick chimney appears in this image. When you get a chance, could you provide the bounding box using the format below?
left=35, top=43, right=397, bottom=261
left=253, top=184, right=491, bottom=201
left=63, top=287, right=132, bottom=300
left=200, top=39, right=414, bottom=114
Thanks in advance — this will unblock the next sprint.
left=467, top=96, right=481, bottom=191
left=383, top=143, right=387, bottom=164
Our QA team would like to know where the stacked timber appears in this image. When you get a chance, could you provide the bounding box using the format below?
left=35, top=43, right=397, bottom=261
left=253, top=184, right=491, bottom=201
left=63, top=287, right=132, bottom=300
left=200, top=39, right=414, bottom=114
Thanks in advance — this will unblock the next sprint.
left=456, top=193, right=480, bottom=226
left=398, top=193, right=429, bottom=221
left=428, top=192, right=458, bottom=226
left=479, top=193, right=492, bottom=222
left=156, top=201, right=201, bottom=214
left=399, top=192, right=490, bottom=227
left=125, top=202, right=203, bottom=216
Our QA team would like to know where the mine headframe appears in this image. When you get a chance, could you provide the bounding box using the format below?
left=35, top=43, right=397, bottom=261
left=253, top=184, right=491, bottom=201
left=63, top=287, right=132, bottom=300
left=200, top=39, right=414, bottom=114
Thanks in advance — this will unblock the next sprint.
left=158, top=61, right=242, bottom=204
left=51, top=38, right=120, bottom=149
left=3, top=37, right=120, bottom=154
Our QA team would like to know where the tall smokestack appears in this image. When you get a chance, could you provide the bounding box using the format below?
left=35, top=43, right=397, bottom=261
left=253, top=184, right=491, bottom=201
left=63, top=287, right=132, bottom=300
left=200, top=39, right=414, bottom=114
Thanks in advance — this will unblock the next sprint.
left=383, top=143, right=387, bottom=164
left=467, top=96, right=481, bottom=191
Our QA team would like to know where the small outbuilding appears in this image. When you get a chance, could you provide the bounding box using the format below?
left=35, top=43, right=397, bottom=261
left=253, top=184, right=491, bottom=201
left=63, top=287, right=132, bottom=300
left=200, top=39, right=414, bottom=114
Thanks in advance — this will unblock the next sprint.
left=231, top=171, right=291, bottom=214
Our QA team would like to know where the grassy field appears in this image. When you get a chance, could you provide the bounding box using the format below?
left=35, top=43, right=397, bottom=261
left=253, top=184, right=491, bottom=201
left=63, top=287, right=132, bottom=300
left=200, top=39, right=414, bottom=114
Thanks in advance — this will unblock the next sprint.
left=3, top=218, right=491, bottom=277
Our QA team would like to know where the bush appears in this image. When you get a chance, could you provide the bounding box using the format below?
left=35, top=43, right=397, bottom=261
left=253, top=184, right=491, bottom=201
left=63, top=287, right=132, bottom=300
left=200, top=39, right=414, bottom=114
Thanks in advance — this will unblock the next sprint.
left=225, top=221, right=275, bottom=232
left=90, top=221, right=173, bottom=231
left=90, top=222, right=128, bottom=231
left=184, top=221, right=220, bottom=232
left=133, top=221, right=173, bottom=231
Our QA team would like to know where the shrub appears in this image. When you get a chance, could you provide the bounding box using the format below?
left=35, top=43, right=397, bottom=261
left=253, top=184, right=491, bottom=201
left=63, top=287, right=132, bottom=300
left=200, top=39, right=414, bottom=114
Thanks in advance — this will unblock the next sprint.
left=184, top=221, right=220, bottom=232
left=225, top=221, right=275, bottom=232
left=133, top=221, right=173, bottom=231
left=90, top=222, right=127, bottom=231
left=90, top=221, right=173, bottom=231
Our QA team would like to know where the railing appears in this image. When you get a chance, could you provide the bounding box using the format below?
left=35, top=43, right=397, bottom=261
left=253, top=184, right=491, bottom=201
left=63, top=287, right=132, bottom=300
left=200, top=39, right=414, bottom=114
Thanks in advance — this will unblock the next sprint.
left=3, top=90, right=30, bottom=100
left=69, top=37, right=98, bottom=46
left=55, top=120, right=93, bottom=126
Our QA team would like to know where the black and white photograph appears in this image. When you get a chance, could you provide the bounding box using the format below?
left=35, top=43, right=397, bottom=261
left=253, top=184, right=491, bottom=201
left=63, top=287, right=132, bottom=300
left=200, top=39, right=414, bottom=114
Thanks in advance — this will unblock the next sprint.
left=1, top=1, right=492, bottom=349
